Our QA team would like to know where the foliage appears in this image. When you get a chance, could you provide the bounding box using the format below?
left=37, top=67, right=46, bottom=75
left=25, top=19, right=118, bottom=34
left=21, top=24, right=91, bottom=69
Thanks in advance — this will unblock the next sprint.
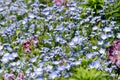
left=105, top=0, right=120, bottom=23
left=66, top=66, right=111, bottom=80
left=78, top=0, right=104, bottom=15
left=0, top=0, right=120, bottom=80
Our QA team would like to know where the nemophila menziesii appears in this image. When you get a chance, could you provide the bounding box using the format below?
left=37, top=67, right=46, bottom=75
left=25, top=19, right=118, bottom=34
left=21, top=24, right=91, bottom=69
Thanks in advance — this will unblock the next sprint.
left=108, top=40, right=120, bottom=68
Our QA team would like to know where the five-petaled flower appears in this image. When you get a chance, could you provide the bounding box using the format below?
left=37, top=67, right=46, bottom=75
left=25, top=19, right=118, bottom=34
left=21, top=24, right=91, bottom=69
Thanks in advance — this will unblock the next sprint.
left=108, top=40, right=120, bottom=68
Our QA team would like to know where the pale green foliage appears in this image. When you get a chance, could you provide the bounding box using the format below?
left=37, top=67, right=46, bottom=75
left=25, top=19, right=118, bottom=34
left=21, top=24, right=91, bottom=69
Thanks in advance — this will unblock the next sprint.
left=66, top=67, right=110, bottom=80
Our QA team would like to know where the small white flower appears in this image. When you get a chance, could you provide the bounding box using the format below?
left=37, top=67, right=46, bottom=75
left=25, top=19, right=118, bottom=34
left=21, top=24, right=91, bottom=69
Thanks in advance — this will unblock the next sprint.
left=68, top=41, right=75, bottom=48
left=72, top=36, right=84, bottom=45
left=101, top=34, right=108, bottom=40
left=105, top=68, right=112, bottom=73
left=28, top=13, right=35, bottom=18
left=12, top=52, right=18, bottom=58
left=30, top=57, right=38, bottom=62
left=69, top=7, right=76, bottom=11
left=10, top=62, right=16, bottom=66
left=103, top=27, right=112, bottom=32
left=36, top=68, right=42, bottom=72
left=57, top=66, right=65, bottom=71
left=1, top=57, right=9, bottom=63
left=117, top=33, right=120, bottom=38
left=89, top=60, right=101, bottom=69
left=98, top=40, right=103, bottom=45
left=86, top=52, right=98, bottom=59
left=0, top=69, right=3, bottom=73
left=99, top=48, right=105, bottom=54
left=49, top=72, right=57, bottom=79
left=92, top=46, right=97, bottom=49
left=92, top=26, right=98, bottom=30
left=55, top=25, right=64, bottom=31
left=47, top=65, right=53, bottom=71
left=0, top=45, right=3, bottom=50
left=52, top=61, right=60, bottom=65
left=0, top=51, right=3, bottom=56
left=84, top=18, right=90, bottom=22
left=16, top=61, right=21, bottom=66
left=72, top=60, right=82, bottom=66
left=65, top=64, right=71, bottom=70
left=55, top=36, right=62, bottom=42
left=8, top=54, right=15, bottom=60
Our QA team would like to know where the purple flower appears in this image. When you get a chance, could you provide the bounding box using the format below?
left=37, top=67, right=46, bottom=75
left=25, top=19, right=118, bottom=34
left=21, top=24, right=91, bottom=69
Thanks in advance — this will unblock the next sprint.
left=108, top=40, right=120, bottom=68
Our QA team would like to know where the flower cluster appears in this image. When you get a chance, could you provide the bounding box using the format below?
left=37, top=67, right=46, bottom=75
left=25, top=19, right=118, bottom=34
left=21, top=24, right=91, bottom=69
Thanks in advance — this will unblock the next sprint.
left=0, top=0, right=119, bottom=79
left=108, top=40, right=120, bottom=68
left=3, top=71, right=24, bottom=80
left=54, top=0, right=67, bottom=6
left=23, top=36, right=39, bottom=53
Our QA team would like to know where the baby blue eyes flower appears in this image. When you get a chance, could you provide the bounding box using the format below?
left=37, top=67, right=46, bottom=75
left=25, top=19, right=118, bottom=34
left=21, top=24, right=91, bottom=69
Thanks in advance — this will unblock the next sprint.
left=117, top=33, right=120, bottom=39
left=72, top=60, right=82, bottom=66
left=101, top=34, right=108, bottom=40
left=52, top=61, right=60, bottom=65
left=103, top=27, right=112, bottom=32
left=89, top=60, right=101, bottom=69
left=30, top=57, right=38, bottom=63
left=86, top=52, right=99, bottom=59
left=55, top=25, right=64, bottom=31
left=99, top=48, right=106, bottom=54
left=1, top=57, right=9, bottom=63
left=92, top=26, right=99, bottom=30
left=49, top=72, right=58, bottom=79
left=0, top=45, right=3, bottom=51
left=0, top=0, right=119, bottom=79
left=71, top=36, right=85, bottom=45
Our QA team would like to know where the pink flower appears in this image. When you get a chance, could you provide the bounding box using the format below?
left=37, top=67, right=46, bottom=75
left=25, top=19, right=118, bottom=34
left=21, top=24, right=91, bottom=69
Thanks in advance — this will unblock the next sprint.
left=16, top=73, right=25, bottom=80
left=54, top=0, right=67, bottom=6
left=24, top=40, right=31, bottom=53
left=3, top=71, right=15, bottom=80
left=24, top=40, right=31, bottom=45
left=54, top=0, right=63, bottom=6
left=108, top=40, right=120, bottom=68
left=114, top=40, right=120, bottom=51
left=115, top=60, right=120, bottom=68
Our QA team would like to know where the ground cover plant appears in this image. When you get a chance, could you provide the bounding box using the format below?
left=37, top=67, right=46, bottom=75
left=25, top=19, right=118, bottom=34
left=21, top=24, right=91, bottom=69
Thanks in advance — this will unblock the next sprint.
left=0, top=0, right=120, bottom=80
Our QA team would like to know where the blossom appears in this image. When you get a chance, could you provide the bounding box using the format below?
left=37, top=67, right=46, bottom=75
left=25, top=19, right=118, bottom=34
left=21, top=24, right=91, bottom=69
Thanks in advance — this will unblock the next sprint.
left=24, top=40, right=31, bottom=53
left=3, top=71, right=15, bottom=80
left=16, top=73, right=25, bottom=80
left=108, top=40, right=120, bottom=68
left=3, top=72, right=25, bottom=80
left=31, top=36, right=39, bottom=47
left=54, top=0, right=67, bottom=6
